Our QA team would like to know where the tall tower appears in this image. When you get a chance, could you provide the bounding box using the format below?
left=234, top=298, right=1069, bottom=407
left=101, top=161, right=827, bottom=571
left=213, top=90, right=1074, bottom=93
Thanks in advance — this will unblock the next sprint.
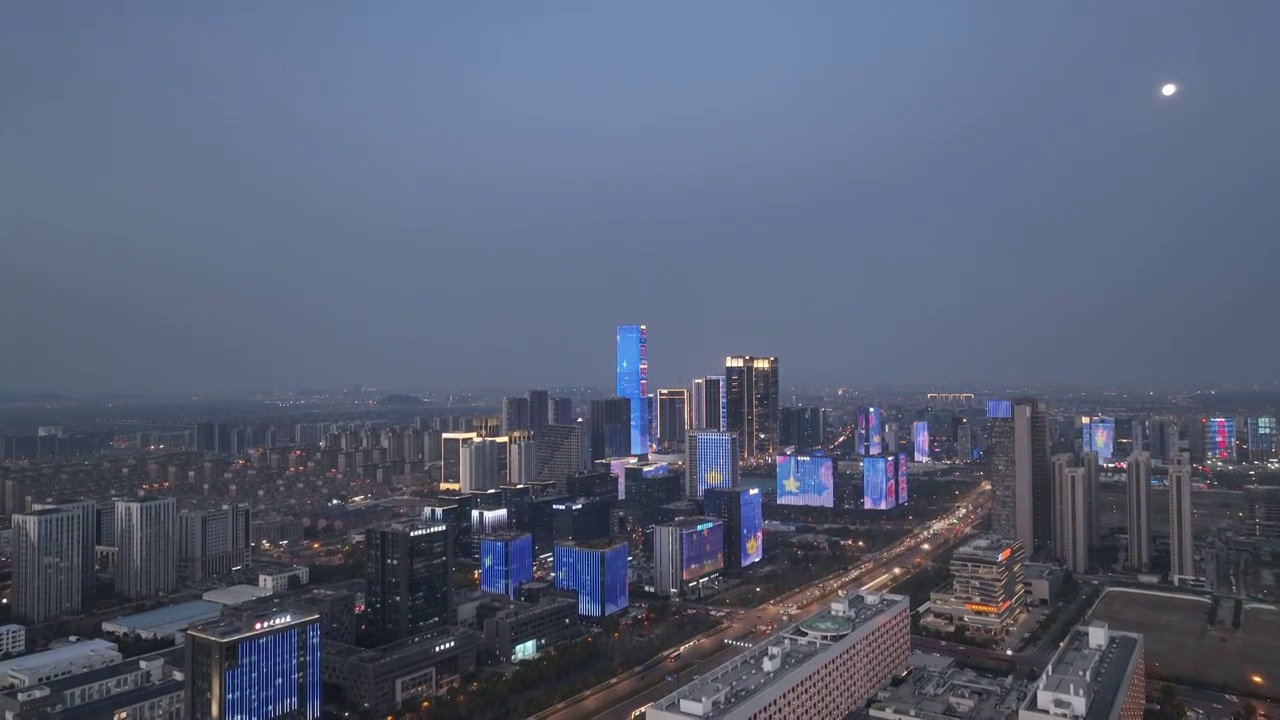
left=366, top=522, right=452, bottom=638
left=1126, top=451, right=1152, bottom=571
left=686, top=430, right=741, bottom=499
left=508, top=437, right=537, bottom=486
left=1053, top=467, right=1089, bottom=574
left=1081, top=451, right=1100, bottom=546
left=460, top=438, right=508, bottom=492
left=1168, top=452, right=1195, bottom=579
left=12, top=508, right=86, bottom=623
left=589, top=397, right=631, bottom=461
left=986, top=400, right=1016, bottom=539
left=725, top=357, right=779, bottom=461
left=616, top=324, right=650, bottom=454
left=526, top=390, right=550, bottom=437
left=655, top=389, right=688, bottom=449
left=534, top=424, right=582, bottom=485
left=30, top=498, right=96, bottom=604
left=115, top=497, right=178, bottom=600
left=1013, top=398, right=1052, bottom=552
left=501, top=397, right=531, bottom=436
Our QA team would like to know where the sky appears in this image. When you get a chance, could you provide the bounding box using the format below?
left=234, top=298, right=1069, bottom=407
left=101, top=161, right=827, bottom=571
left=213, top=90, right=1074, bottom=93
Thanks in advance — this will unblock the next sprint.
left=2, top=2, right=1278, bottom=395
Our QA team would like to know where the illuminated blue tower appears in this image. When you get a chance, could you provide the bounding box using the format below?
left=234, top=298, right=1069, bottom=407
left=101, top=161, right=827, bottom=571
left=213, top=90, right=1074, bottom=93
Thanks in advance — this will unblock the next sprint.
left=553, top=539, right=629, bottom=617
left=480, top=532, right=534, bottom=599
left=186, top=609, right=323, bottom=720
left=688, top=430, right=741, bottom=499
left=616, top=324, right=650, bottom=454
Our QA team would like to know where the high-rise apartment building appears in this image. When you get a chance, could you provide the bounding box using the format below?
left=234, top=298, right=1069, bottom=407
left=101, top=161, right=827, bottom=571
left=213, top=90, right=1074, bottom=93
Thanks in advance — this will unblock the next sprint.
left=702, top=487, right=764, bottom=570
left=29, top=498, right=96, bottom=603
left=686, top=430, right=742, bottom=499
left=460, top=437, right=509, bottom=493
left=1052, top=466, right=1089, bottom=574
left=1244, top=486, right=1280, bottom=540
left=1126, top=452, right=1152, bottom=570
left=616, top=324, right=650, bottom=455
left=534, top=424, right=582, bottom=485
left=655, top=389, right=688, bottom=449
left=178, top=503, right=252, bottom=582
left=12, top=507, right=87, bottom=623
left=779, top=406, right=825, bottom=451
left=986, top=400, right=1016, bottom=539
left=366, top=522, right=452, bottom=638
left=116, top=497, right=178, bottom=600
left=526, top=390, right=550, bottom=437
left=501, top=397, right=530, bottom=436
left=440, top=432, right=479, bottom=490
left=1168, top=452, right=1195, bottom=579
left=990, top=399, right=1052, bottom=552
left=1081, top=451, right=1100, bottom=545
left=508, top=438, right=537, bottom=486
left=725, top=357, right=779, bottom=460
left=924, top=535, right=1026, bottom=638
left=589, top=397, right=632, bottom=462
left=552, top=539, right=629, bottom=617
left=1145, top=417, right=1179, bottom=460
left=1019, top=622, right=1146, bottom=720
left=186, top=608, right=323, bottom=720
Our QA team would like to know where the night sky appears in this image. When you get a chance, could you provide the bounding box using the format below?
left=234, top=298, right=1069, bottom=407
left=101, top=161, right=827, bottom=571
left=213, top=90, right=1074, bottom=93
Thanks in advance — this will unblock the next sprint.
left=3, top=3, right=1277, bottom=394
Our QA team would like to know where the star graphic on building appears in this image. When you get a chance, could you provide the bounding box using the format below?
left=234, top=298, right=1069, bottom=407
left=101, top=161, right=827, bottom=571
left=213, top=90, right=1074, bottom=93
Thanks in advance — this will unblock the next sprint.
left=746, top=535, right=759, bottom=557
left=783, top=476, right=800, bottom=493
left=705, top=468, right=724, bottom=486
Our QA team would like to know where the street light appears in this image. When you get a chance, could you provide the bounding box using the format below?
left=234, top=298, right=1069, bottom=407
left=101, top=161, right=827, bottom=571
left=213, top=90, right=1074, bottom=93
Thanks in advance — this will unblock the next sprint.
left=1251, top=674, right=1265, bottom=684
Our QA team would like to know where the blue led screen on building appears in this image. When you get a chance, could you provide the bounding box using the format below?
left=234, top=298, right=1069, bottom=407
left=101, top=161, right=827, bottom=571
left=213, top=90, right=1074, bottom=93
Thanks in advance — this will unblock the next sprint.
left=480, top=534, right=533, bottom=599
left=681, top=521, right=724, bottom=582
left=616, top=325, right=650, bottom=455
left=885, top=455, right=898, bottom=508
left=776, top=454, right=834, bottom=507
left=221, top=619, right=322, bottom=720
left=897, top=453, right=909, bottom=505
left=554, top=543, right=629, bottom=617
left=987, top=400, right=1012, bottom=419
left=695, top=432, right=738, bottom=498
left=912, top=421, right=929, bottom=462
left=740, top=488, right=763, bottom=567
left=863, top=456, right=893, bottom=511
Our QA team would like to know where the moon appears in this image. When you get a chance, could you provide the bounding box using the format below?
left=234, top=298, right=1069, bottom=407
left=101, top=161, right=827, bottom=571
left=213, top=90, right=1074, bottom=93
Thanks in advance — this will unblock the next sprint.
left=1161, top=83, right=1178, bottom=97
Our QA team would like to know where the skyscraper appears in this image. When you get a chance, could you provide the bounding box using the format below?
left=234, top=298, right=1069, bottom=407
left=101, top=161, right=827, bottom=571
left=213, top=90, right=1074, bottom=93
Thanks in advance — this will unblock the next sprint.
left=526, top=390, right=550, bottom=437
left=178, top=503, right=252, bottom=582
left=616, top=324, right=650, bottom=454
left=1052, top=466, right=1089, bottom=574
left=986, top=400, right=1016, bottom=540
left=1126, top=451, right=1152, bottom=571
left=653, top=518, right=724, bottom=598
left=460, top=437, right=509, bottom=492
left=702, top=487, right=764, bottom=571
left=854, top=406, right=884, bottom=456
left=441, top=432, right=480, bottom=489
left=534, top=424, right=582, bottom=485
left=1081, top=416, right=1115, bottom=461
left=1247, top=417, right=1276, bottom=462
left=686, top=430, right=741, bottom=499
left=508, top=437, right=537, bottom=486
left=553, top=539, right=629, bottom=617
left=550, top=397, right=574, bottom=426
left=589, top=397, right=631, bottom=461
left=1168, top=452, right=1195, bottom=579
left=12, top=507, right=86, bottom=623
left=690, top=375, right=727, bottom=431
left=116, top=497, right=178, bottom=600
left=186, top=608, right=323, bottom=720
left=655, top=389, right=688, bottom=450
left=480, top=531, right=534, bottom=599
left=366, top=522, right=452, bottom=638
left=725, top=356, right=779, bottom=460
left=501, top=397, right=531, bottom=436
left=1204, top=417, right=1236, bottom=462
left=1082, top=451, right=1100, bottom=546
left=1013, top=399, right=1053, bottom=552
left=912, top=420, right=930, bottom=462
left=779, top=406, right=825, bottom=451
left=29, top=498, right=96, bottom=604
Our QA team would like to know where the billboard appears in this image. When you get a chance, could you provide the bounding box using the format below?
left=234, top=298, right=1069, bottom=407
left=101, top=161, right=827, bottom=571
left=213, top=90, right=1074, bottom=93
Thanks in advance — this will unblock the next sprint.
left=695, top=432, right=739, bottom=498
left=641, top=462, right=669, bottom=478
left=1081, top=416, right=1115, bottom=461
left=885, top=454, right=898, bottom=508
left=912, top=421, right=929, bottom=462
left=776, top=454, right=835, bottom=507
left=554, top=542, right=629, bottom=617
left=1205, top=417, right=1235, bottom=461
left=987, top=399, right=1012, bottom=419
left=480, top=533, right=533, bottom=599
left=616, top=324, right=650, bottom=455
left=680, top=521, right=724, bottom=582
left=863, top=456, right=893, bottom=510
left=740, top=488, right=764, bottom=568
left=897, top=452, right=909, bottom=505
left=856, top=407, right=883, bottom=456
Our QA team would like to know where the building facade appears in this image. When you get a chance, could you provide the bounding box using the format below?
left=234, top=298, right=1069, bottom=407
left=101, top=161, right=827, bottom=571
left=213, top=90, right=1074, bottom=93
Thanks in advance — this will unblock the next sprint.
left=552, top=539, right=629, bottom=617
left=533, top=423, right=581, bottom=486
left=480, top=532, right=534, bottom=599
left=178, top=503, right=252, bottom=583
left=1168, top=452, right=1195, bottom=579
left=702, top=487, right=764, bottom=570
left=12, top=508, right=86, bottom=623
left=925, top=536, right=1026, bottom=638
left=367, top=522, right=453, bottom=639
left=589, top=397, right=631, bottom=462
left=616, top=324, right=650, bottom=455
left=115, top=498, right=178, bottom=600
left=1126, top=452, right=1152, bottom=571
left=725, top=356, right=779, bottom=460
left=1018, top=621, right=1145, bottom=720
left=653, top=517, right=725, bottom=598
left=656, top=389, right=689, bottom=450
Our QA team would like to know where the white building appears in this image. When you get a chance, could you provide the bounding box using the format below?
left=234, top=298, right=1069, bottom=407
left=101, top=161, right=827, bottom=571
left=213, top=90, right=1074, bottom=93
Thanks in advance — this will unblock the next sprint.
left=1017, top=621, right=1145, bottom=720
left=1052, top=466, right=1089, bottom=574
left=461, top=438, right=508, bottom=493
left=30, top=499, right=97, bottom=603
left=178, top=503, right=251, bottom=582
left=0, top=625, right=26, bottom=656
left=508, top=438, right=537, bottom=486
left=0, top=638, right=121, bottom=690
left=1168, top=452, right=1195, bottom=579
left=1126, top=452, right=1152, bottom=571
left=258, top=566, right=311, bottom=594
left=115, top=498, right=178, bottom=600
left=12, top=508, right=86, bottom=624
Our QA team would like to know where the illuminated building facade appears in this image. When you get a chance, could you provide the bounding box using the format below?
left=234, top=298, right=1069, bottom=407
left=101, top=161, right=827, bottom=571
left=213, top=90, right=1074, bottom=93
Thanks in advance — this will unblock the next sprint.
left=653, top=517, right=724, bottom=598
left=589, top=397, right=631, bottom=462
left=691, top=375, right=728, bottom=431
left=186, top=609, right=323, bottom=720
left=366, top=522, right=452, bottom=638
left=1204, top=417, right=1236, bottom=462
left=1248, top=417, right=1277, bottom=462
left=552, top=539, right=629, bottom=617
left=923, top=536, right=1025, bottom=639
left=702, top=487, right=764, bottom=570
left=1080, top=416, right=1115, bottom=461
left=912, top=421, right=929, bottom=462
left=725, top=356, right=779, bottom=460
left=862, top=455, right=906, bottom=511
left=480, top=532, right=533, bottom=599
left=687, top=430, right=741, bottom=498
left=616, top=324, right=650, bottom=454
left=854, top=406, right=884, bottom=456
left=776, top=453, right=835, bottom=508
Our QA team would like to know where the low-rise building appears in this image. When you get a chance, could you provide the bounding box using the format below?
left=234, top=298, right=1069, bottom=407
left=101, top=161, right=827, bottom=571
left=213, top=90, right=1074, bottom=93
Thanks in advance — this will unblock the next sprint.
left=0, top=625, right=26, bottom=657
left=0, top=639, right=122, bottom=690
left=201, top=583, right=273, bottom=606
left=868, top=652, right=1031, bottom=720
left=454, top=593, right=581, bottom=663
left=258, top=565, right=310, bottom=594
left=1021, top=563, right=1063, bottom=607
left=323, top=628, right=477, bottom=714
left=1017, top=621, right=1145, bottom=720
left=0, top=647, right=184, bottom=719
left=101, top=600, right=224, bottom=641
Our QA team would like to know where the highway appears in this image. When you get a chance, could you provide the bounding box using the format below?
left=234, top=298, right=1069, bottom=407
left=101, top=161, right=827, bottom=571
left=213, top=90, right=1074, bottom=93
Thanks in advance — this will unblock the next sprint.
left=533, top=488, right=989, bottom=720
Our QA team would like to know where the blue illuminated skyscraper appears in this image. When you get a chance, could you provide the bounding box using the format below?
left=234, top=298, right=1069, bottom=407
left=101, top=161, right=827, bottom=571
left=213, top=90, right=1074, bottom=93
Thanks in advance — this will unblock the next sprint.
left=1081, top=416, right=1115, bottom=461
left=553, top=539, right=629, bottom=617
left=616, top=324, right=650, bottom=454
left=480, top=532, right=533, bottom=599
left=912, top=421, right=929, bottom=462
left=186, top=609, right=323, bottom=720
left=687, top=430, right=741, bottom=498
left=702, top=487, right=763, bottom=570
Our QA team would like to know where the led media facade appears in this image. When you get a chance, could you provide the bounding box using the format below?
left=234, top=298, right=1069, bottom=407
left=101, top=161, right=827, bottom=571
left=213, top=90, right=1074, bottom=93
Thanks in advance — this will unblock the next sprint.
left=885, top=455, right=898, bottom=507
left=987, top=399, right=1013, bottom=419
left=641, top=462, right=669, bottom=478
left=1081, top=416, right=1115, bottom=461
left=898, top=452, right=909, bottom=505
left=912, top=421, right=929, bottom=462
left=553, top=542, right=629, bottom=617
left=695, top=432, right=738, bottom=498
left=616, top=325, right=650, bottom=455
left=855, top=407, right=884, bottom=456
left=1249, top=417, right=1277, bottom=461
left=740, top=489, right=763, bottom=568
left=220, top=618, right=322, bottom=720
left=680, top=521, right=725, bottom=582
left=776, top=454, right=835, bottom=508
left=864, top=456, right=905, bottom=511
left=480, top=534, right=533, bottom=599
left=1205, top=417, right=1236, bottom=461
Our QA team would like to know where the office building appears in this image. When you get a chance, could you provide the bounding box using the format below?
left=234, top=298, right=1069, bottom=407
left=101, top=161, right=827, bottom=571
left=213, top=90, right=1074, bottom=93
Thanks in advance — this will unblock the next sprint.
left=855, top=406, right=885, bottom=456
left=534, top=423, right=582, bottom=485
left=654, top=517, right=725, bottom=598
left=186, top=609, right=323, bottom=720
left=779, top=406, right=825, bottom=451
left=923, top=536, right=1025, bottom=638
left=647, top=591, right=910, bottom=720
left=725, top=356, right=779, bottom=460
left=511, top=495, right=564, bottom=556
left=1168, top=452, right=1195, bottom=579
left=480, top=532, right=534, bottom=599
left=656, top=389, right=689, bottom=449
left=501, top=396, right=530, bottom=435
left=1018, top=621, right=1146, bottom=720
left=460, top=437, right=509, bottom=493
left=1052, top=466, right=1089, bottom=574
left=1080, top=416, right=1115, bottom=461
left=178, top=503, right=252, bottom=582
left=1145, top=417, right=1179, bottom=460
left=862, top=455, right=906, bottom=511
left=527, top=390, right=550, bottom=437
left=12, top=508, right=87, bottom=623
left=116, top=498, right=178, bottom=600
left=1126, top=452, right=1152, bottom=570
left=912, top=421, right=929, bottom=462
left=508, top=437, right=537, bottom=486
left=28, top=498, right=96, bottom=605
left=1204, top=417, right=1236, bottom=462
left=322, top=627, right=475, bottom=714
left=686, top=430, right=741, bottom=499
left=1244, top=486, right=1280, bottom=540
left=366, top=522, right=452, bottom=638
left=550, top=397, right=573, bottom=426
left=551, top=496, right=614, bottom=544
left=616, top=324, right=651, bottom=454
left=988, top=399, right=1051, bottom=552
left=552, top=539, right=629, bottom=617
left=440, top=432, right=479, bottom=490
left=590, top=397, right=632, bottom=462
left=702, top=487, right=764, bottom=571
left=691, top=375, right=727, bottom=431
left=777, top=453, right=835, bottom=508
left=422, top=496, right=471, bottom=561
left=1247, top=417, right=1277, bottom=462
left=477, top=594, right=580, bottom=663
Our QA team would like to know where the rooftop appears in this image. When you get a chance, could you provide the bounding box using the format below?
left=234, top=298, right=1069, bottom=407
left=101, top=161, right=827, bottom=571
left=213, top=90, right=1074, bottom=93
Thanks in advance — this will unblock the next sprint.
left=954, top=536, right=1019, bottom=561
left=867, top=652, right=1031, bottom=720
left=480, top=530, right=533, bottom=542
left=556, top=537, right=627, bottom=552
left=0, top=639, right=119, bottom=679
left=102, top=600, right=224, bottom=637
left=187, top=608, right=320, bottom=643
left=203, top=584, right=274, bottom=606
left=324, top=626, right=470, bottom=665
left=1021, top=621, right=1142, bottom=720
left=648, top=592, right=907, bottom=720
